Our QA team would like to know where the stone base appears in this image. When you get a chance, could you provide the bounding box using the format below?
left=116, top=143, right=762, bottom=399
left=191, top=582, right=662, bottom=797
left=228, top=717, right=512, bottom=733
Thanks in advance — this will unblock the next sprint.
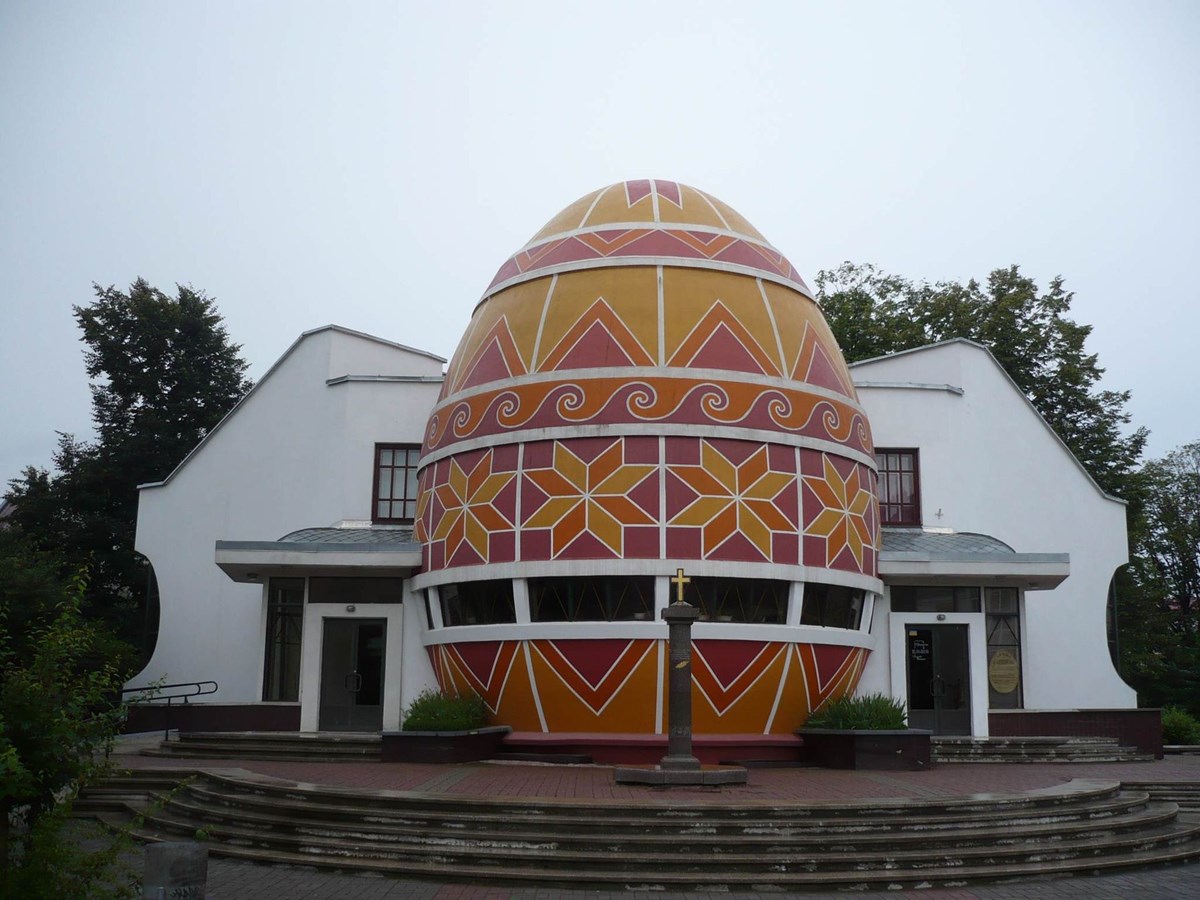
left=613, top=764, right=748, bottom=785
left=381, top=726, right=511, bottom=763
left=799, top=728, right=931, bottom=770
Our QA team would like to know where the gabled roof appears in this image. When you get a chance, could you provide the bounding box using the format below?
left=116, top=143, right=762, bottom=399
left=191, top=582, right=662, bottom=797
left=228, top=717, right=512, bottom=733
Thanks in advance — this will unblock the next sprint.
left=850, top=338, right=1125, bottom=505
left=139, top=325, right=445, bottom=491
left=303, top=324, right=446, bottom=364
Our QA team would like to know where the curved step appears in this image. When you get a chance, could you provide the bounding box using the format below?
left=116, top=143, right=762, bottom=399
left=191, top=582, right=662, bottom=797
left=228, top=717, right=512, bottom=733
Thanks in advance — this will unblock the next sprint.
left=156, top=789, right=1180, bottom=854
left=105, top=811, right=1200, bottom=892
left=81, top=770, right=1200, bottom=891
left=173, top=780, right=1153, bottom=840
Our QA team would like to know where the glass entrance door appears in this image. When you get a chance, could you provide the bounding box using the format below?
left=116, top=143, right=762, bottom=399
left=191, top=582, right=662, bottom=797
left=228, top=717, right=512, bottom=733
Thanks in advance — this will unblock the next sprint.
left=906, top=624, right=971, bottom=735
left=318, top=619, right=386, bottom=731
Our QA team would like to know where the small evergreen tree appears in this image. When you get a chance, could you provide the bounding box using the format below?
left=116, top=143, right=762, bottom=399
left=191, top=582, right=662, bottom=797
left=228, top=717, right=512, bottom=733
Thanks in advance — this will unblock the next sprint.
left=5, top=280, right=252, bottom=658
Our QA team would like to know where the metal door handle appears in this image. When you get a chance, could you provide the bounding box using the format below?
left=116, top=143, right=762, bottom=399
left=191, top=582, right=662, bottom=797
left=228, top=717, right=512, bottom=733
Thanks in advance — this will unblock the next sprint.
left=344, top=672, right=362, bottom=692
left=930, top=676, right=946, bottom=698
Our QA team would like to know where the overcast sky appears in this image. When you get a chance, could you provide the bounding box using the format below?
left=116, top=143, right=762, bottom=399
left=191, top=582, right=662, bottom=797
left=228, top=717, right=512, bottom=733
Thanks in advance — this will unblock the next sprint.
left=2, top=1, right=1197, bottom=489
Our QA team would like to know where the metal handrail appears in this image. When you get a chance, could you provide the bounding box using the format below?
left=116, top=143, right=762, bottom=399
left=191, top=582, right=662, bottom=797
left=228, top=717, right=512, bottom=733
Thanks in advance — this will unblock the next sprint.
left=121, top=680, right=218, bottom=702
left=121, top=680, right=219, bottom=740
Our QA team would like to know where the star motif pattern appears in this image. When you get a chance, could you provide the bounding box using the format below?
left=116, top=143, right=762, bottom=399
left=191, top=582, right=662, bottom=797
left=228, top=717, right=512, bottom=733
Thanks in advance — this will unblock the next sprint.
left=803, top=454, right=875, bottom=571
left=668, top=441, right=795, bottom=559
left=523, top=441, right=656, bottom=557
left=430, top=450, right=515, bottom=564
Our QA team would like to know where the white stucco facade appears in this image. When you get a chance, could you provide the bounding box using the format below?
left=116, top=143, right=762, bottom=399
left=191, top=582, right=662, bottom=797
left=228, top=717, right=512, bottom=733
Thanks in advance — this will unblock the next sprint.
left=130, top=330, right=1135, bottom=736
left=132, top=326, right=444, bottom=705
left=851, top=339, right=1135, bottom=718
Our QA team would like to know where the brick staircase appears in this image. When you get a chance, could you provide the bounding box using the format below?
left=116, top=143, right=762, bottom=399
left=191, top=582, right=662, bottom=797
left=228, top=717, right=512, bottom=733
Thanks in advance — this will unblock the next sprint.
left=77, top=769, right=1200, bottom=891
left=932, top=736, right=1153, bottom=763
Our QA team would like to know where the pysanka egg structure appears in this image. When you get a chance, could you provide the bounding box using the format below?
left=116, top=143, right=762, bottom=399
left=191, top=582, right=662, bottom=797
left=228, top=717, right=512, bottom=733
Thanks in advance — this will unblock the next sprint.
left=414, top=180, right=880, bottom=735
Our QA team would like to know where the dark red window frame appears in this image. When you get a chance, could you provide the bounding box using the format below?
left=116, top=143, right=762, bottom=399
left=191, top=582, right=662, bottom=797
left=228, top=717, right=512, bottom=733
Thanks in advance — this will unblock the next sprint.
left=875, top=448, right=921, bottom=526
left=373, top=444, right=421, bottom=524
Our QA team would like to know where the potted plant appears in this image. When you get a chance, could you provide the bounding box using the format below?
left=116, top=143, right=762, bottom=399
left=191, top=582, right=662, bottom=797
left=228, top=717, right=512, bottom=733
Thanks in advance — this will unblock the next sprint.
left=799, top=693, right=931, bottom=770
left=381, top=688, right=511, bottom=763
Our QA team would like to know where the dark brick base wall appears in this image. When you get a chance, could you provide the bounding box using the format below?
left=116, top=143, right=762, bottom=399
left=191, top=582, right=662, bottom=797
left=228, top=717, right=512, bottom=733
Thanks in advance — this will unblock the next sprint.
left=989, top=709, right=1163, bottom=758
left=124, top=702, right=301, bottom=734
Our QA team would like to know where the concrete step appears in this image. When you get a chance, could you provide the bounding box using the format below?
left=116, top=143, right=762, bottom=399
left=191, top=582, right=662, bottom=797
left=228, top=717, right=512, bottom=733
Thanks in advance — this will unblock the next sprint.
left=931, top=736, right=1150, bottom=764
left=1123, top=781, right=1200, bottom=811
left=156, top=789, right=1181, bottom=853
left=79, top=770, right=1200, bottom=890
left=142, top=732, right=383, bottom=760
left=175, top=780, right=1151, bottom=838
left=131, top=802, right=1200, bottom=871
left=100, top=810, right=1200, bottom=892
left=189, top=769, right=1128, bottom=824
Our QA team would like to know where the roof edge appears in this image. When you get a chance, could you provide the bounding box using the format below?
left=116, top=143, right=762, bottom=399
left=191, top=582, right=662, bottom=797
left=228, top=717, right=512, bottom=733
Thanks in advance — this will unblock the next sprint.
left=849, top=339, right=1127, bottom=506
left=301, top=324, right=446, bottom=364
left=140, top=326, right=444, bottom=491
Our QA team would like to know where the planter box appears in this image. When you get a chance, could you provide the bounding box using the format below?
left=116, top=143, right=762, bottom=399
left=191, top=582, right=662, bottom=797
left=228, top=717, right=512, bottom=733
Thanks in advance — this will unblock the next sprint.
left=799, top=728, right=932, bottom=771
left=380, top=725, right=511, bottom=763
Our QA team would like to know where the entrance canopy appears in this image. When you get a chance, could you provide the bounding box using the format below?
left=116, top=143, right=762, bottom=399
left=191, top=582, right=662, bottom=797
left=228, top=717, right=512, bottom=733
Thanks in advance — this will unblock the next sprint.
left=878, top=530, right=1068, bottom=590
left=216, top=527, right=422, bottom=583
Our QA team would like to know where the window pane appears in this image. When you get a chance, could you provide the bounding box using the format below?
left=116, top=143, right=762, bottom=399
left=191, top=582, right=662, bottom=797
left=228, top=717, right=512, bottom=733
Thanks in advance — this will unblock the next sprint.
left=440, top=580, right=516, bottom=626
left=373, top=444, right=421, bottom=523
left=800, top=583, right=864, bottom=629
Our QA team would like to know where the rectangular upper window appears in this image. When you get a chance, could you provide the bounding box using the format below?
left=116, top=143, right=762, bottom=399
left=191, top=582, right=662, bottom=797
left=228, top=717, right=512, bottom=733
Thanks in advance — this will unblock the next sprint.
left=374, top=444, right=420, bottom=524
left=875, top=448, right=921, bottom=526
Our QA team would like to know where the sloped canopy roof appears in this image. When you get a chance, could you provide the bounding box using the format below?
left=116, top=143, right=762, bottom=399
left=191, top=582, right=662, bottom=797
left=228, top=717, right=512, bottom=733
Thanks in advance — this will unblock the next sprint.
left=879, top=528, right=1068, bottom=590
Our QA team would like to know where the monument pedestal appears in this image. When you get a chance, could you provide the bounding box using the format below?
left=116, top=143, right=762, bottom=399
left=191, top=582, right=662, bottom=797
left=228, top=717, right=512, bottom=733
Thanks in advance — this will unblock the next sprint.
left=614, top=763, right=748, bottom=785
left=614, top=574, right=747, bottom=786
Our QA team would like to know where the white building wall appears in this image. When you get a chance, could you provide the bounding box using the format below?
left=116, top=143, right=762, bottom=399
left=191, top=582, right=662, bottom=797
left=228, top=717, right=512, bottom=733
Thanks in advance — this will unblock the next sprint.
left=850, top=340, right=1135, bottom=710
left=132, top=327, right=444, bottom=703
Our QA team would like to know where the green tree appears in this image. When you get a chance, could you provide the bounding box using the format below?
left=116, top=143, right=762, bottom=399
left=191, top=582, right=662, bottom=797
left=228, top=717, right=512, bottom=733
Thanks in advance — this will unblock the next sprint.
left=0, top=529, right=137, bottom=897
left=5, top=280, right=252, bottom=657
left=816, top=262, right=1147, bottom=495
left=1118, top=441, right=1200, bottom=714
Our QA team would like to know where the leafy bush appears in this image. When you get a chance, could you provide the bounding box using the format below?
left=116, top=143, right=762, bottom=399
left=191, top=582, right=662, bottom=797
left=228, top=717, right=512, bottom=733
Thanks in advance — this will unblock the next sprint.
left=1, top=531, right=137, bottom=897
left=1161, top=706, right=1200, bottom=745
left=401, top=688, right=488, bottom=732
left=805, top=692, right=908, bottom=730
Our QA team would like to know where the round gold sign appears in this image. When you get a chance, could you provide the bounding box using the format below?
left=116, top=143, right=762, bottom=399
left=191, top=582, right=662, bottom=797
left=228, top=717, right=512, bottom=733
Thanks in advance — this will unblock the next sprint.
left=988, top=649, right=1020, bottom=694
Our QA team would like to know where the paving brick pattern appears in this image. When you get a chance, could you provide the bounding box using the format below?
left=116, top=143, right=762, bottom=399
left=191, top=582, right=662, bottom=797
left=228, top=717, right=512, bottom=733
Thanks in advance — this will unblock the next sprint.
left=109, top=747, right=1200, bottom=897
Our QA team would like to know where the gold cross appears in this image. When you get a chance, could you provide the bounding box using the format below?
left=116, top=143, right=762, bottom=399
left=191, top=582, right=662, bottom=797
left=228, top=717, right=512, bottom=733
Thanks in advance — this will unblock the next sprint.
left=670, top=567, right=690, bottom=605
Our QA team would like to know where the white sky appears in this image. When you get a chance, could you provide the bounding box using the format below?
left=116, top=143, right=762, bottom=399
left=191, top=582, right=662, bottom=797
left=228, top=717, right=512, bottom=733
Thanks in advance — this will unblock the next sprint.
left=2, top=0, right=1197, bottom=488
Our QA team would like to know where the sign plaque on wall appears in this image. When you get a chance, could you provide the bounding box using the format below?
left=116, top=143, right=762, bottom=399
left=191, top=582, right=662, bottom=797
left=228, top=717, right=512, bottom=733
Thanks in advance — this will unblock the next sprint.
left=988, top=649, right=1020, bottom=694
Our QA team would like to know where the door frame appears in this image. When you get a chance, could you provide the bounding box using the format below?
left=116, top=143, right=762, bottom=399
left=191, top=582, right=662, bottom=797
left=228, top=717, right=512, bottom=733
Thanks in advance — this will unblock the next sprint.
left=299, top=603, right=404, bottom=732
left=888, top=611, right=989, bottom=737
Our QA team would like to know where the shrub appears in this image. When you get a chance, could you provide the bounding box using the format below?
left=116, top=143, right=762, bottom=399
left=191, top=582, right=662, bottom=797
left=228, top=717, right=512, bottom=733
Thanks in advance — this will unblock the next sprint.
left=401, top=688, right=488, bottom=732
left=1161, top=706, right=1200, bottom=745
left=805, top=692, right=908, bottom=730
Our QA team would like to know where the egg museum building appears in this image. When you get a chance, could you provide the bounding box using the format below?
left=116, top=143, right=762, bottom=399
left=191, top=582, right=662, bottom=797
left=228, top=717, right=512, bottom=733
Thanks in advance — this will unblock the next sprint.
left=129, top=181, right=1156, bottom=759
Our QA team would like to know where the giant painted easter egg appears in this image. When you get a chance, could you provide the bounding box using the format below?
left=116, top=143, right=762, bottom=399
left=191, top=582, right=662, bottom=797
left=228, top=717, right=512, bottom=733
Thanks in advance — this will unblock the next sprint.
left=413, top=180, right=880, bottom=735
